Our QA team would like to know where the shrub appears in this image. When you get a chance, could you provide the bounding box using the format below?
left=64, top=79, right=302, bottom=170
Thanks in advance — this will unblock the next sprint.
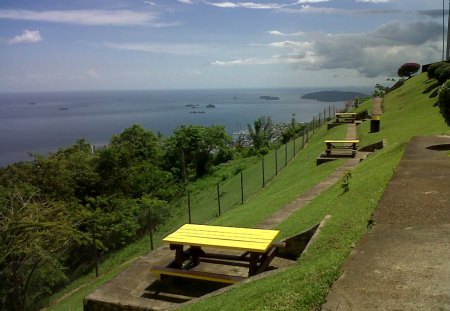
left=438, top=66, right=450, bottom=84
left=397, top=62, right=420, bottom=78
left=437, top=80, right=450, bottom=126
left=427, top=62, right=448, bottom=79
left=434, top=63, right=450, bottom=81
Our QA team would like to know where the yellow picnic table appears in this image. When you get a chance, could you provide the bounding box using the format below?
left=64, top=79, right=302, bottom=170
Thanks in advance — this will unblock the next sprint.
left=335, top=112, right=356, bottom=123
left=324, top=139, right=359, bottom=157
left=152, top=224, right=280, bottom=282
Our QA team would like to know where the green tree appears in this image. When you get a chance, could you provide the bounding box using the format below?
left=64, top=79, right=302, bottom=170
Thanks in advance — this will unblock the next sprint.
left=247, top=116, right=274, bottom=153
left=397, top=62, right=420, bottom=78
left=437, top=80, right=450, bottom=126
left=166, top=125, right=232, bottom=179
left=281, top=114, right=305, bottom=144
left=96, top=125, right=166, bottom=195
left=0, top=191, right=87, bottom=311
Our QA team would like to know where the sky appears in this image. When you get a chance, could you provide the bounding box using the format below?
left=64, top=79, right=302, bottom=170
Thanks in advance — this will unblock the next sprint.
left=0, top=0, right=447, bottom=92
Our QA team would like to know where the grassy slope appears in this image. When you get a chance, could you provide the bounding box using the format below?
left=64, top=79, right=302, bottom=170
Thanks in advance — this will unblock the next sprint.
left=47, top=74, right=449, bottom=310
left=46, top=101, right=346, bottom=310
left=182, top=73, right=450, bottom=311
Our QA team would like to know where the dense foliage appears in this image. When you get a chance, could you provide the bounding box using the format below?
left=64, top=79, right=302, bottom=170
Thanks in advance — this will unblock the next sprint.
left=438, top=80, right=450, bottom=126
left=0, top=124, right=234, bottom=310
left=427, top=61, right=450, bottom=83
left=397, top=62, right=420, bottom=78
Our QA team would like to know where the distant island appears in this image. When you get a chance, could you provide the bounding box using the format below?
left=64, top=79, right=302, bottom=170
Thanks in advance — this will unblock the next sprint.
left=259, top=96, right=280, bottom=100
left=301, top=90, right=369, bottom=102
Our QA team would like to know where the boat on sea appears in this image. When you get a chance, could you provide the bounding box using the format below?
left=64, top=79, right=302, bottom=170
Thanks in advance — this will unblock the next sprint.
left=206, top=104, right=215, bottom=108
left=259, top=96, right=280, bottom=100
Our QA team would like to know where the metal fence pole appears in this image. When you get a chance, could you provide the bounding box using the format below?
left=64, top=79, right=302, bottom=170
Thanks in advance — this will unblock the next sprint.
left=240, top=171, right=244, bottom=204
left=216, top=183, right=221, bottom=216
left=188, top=192, right=192, bottom=224
left=293, top=138, right=296, bottom=156
left=262, top=156, right=265, bottom=188
left=285, top=143, right=288, bottom=166
left=148, top=208, right=154, bottom=251
left=275, top=148, right=278, bottom=175
left=312, top=117, right=315, bottom=134
left=91, top=222, right=99, bottom=278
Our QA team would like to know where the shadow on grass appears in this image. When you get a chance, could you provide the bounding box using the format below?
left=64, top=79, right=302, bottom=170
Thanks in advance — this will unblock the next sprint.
left=422, top=82, right=440, bottom=97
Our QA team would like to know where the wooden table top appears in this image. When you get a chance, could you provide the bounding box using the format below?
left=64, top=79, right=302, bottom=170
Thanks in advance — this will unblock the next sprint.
left=163, top=224, right=280, bottom=253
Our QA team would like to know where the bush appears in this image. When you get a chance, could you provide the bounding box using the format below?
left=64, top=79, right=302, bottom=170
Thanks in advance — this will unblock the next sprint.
left=438, top=66, right=450, bottom=84
left=437, top=80, right=450, bottom=126
left=427, top=62, right=448, bottom=79
left=397, top=62, right=420, bottom=78
left=434, top=63, right=450, bottom=81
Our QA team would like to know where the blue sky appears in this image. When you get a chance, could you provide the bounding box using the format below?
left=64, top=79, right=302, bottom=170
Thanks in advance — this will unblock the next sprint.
left=0, top=0, right=445, bottom=91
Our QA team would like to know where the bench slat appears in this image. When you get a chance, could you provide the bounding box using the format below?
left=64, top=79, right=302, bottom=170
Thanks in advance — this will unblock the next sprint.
left=151, top=266, right=245, bottom=284
left=324, top=140, right=359, bottom=144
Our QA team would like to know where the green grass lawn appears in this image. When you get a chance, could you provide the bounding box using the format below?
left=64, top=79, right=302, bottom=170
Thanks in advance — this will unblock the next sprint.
left=46, top=73, right=449, bottom=311
left=180, top=73, right=450, bottom=311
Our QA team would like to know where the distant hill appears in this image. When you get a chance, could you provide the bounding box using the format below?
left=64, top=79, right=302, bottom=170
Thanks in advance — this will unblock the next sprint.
left=301, top=90, right=369, bottom=102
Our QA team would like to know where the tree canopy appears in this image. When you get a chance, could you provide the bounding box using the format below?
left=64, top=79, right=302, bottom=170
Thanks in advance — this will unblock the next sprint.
left=397, top=62, right=420, bottom=78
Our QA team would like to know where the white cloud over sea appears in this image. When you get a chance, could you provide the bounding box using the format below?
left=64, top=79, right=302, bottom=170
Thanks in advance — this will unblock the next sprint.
left=8, top=30, right=42, bottom=45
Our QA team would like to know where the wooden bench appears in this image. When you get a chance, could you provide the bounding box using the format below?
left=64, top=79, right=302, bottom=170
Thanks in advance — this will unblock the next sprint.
left=151, top=265, right=246, bottom=284
left=335, top=112, right=356, bottom=123
left=324, top=140, right=359, bottom=157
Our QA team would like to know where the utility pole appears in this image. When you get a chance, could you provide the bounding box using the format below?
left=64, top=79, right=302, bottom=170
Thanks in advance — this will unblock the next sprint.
left=447, top=1, right=450, bottom=60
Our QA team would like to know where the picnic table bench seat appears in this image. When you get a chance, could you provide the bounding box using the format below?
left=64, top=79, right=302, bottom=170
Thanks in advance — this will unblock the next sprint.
left=324, top=140, right=359, bottom=157
left=151, top=265, right=245, bottom=284
left=335, top=112, right=356, bottom=123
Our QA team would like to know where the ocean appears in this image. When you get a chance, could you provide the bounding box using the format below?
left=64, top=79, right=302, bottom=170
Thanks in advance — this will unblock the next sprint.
left=0, top=87, right=370, bottom=167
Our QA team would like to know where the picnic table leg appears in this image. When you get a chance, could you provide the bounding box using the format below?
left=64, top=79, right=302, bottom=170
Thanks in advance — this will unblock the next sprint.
left=248, top=252, right=261, bottom=276
left=189, top=246, right=205, bottom=267
left=169, top=244, right=186, bottom=269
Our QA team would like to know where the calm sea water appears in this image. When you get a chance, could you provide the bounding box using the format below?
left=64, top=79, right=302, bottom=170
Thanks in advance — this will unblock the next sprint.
left=0, top=87, right=370, bottom=167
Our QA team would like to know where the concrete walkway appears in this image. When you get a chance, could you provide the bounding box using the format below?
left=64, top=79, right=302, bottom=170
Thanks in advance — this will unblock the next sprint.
left=259, top=122, right=365, bottom=229
left=322, top=135, right=450, bottom=311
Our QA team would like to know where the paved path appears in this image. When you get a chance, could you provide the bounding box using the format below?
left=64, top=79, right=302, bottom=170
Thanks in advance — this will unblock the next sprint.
left=372, top=97, right=383, bottom=116
left=258, top=122, right=364, bottom=229
left=322, top=135, right=450, bottom=311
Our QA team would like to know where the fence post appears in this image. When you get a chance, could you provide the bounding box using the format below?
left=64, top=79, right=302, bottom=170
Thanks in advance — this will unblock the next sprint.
left=302, top=130, right=305, bottom=148
left=240, top=171, right=244, bottom=205
left=148, top=208, right=154, bottom=251
left=285, top=143, right=288, bottom=166
left=188, top=191, right=192, bottom=224
left=324, top=108, right=326, bottom=123
left=262, top=156, right=265, bottom=188
left=90, top=222, right=99, bottom=278
left=329, top=106, right=331, bottom=119
left=293, top=138, right=296, bottom=156
left=312, top=117, right=315, bottom=134
left=275, top=148, right=278, bottom=175
left=216, top=183, right=221, bottom=216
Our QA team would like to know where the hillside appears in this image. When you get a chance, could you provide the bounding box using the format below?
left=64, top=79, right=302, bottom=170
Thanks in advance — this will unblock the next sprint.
left=301, top=90, right=369, bottom=102
left=46, top=73, right=449, bottom=311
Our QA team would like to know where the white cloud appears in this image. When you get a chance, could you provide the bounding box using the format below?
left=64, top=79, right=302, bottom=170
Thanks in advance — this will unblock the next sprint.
left=0, top=9, right=160, bottom=26
left=268, top=30, right=305, bottom=36
left=202, top=0, right=328, bottom=10
left=213, top=21, right=442, bottom=78
left=86, top=69, right=101, bottom=78
left=8, top=30, right=42, bottom=45
left=356, top=0, right=389, bottom=3
left=104, top=42, right=217, bottom=56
